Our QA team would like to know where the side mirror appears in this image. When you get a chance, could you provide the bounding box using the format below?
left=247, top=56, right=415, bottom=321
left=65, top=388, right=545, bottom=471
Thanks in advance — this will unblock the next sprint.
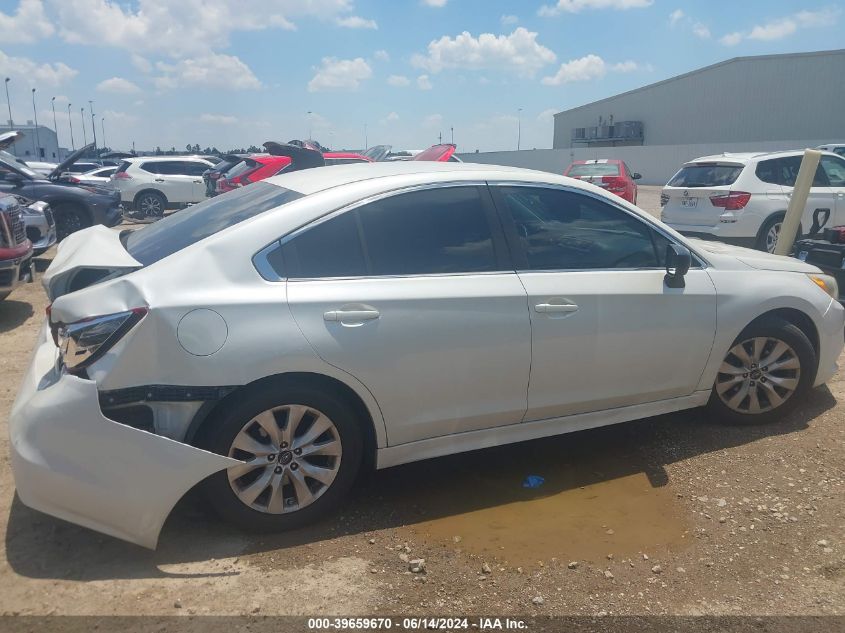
left=665, top=243, right=691, bottom=288
left=632, top=172, right=642, bottom=180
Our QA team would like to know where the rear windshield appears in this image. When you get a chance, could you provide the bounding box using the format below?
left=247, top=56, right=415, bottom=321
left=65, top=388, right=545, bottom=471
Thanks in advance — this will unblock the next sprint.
left=567, top=163, right=620, bottom=177
left=223, top=160, right=256, bottom=179
left=123, top=182, right=303, bottom=266
left=667, top=163, right=743, bottom=188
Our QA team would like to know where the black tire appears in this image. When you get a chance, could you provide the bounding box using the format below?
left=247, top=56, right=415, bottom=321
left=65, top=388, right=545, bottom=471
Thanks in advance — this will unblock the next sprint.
left=755, top=213, right=791, bottom=253
left=133, top=190, right=167, bottom=218
left=53, top=202, right=91, bottom=241
left=197, top=381, right=363, bottom=532
left=707, top=316, right=816, bottom=425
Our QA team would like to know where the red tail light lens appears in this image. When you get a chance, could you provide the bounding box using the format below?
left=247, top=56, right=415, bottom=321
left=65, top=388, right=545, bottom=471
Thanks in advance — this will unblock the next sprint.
left=68, top=176, right=81, bottom=183
left=113, top=171, right=132, bottom=180
left=601, top=176, right=627, bottom=192
left=710, top=192, right=751, bottom=211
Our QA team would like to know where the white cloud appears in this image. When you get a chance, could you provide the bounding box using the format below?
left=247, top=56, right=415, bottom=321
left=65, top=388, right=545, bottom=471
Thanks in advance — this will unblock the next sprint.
left=154, top=53, right=262, bottom=90
left=51, top=0, right=356, bottom=56
left=102, top=109, right=138, bottom=125
left=380, top=111, right=400, bottom=124
left=96, top=77, right=141, bottom=94
left=199, top=113, right=238, bottom=124
left=422, top=0, right=448, bottom=6
left=374, top=49, right=390, bottom=61
left=423, top=114, right=443, bottom=128
left=720, top=8, right=839, bottom=46
left=308, top=57, right=372, bottom=92
left=336, top=15, right=377, bottom=29
left=417, top=74, right=433, bottom=90
left=539, top=0, right=652, bottom=16
left=537, top=108, right=558, bottom=123
left=669, top=9, right=684, bottom=26
left=542, top=54, right=645, bottom=85
left=692, top=22, right=710, bottom=39
left=500, top=14, right=518, bottom=25
left=0, top=0, right=54, bottom=43
left=387, top=74, right=411, bottom=87
left=412, top=27, right=556, bottom=77
left=131, top=53, right=152, bottom=73
left=0, top=50, right=77, bottom=86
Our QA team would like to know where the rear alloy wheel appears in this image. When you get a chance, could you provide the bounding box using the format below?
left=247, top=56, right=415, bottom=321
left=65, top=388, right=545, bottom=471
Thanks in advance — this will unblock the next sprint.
left=707, top=317, right=815, bottom=425
left=135, top=191, right=166, bottom=218
left=756, top=215, right=786, bottom=253
left=53, top=203, right=90, bottom=241
left=199, top=383, right=362, bottom=532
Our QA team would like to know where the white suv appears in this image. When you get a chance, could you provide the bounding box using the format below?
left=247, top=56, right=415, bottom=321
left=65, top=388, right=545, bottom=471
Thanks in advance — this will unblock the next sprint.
left=111, top=156, right=216, bottom=216
left=662, top=150, right=845, bottom=253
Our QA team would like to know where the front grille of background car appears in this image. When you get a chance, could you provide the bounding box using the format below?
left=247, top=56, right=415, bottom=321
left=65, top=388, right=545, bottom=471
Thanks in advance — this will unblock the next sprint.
left=6, top=208, right=26, bottom=245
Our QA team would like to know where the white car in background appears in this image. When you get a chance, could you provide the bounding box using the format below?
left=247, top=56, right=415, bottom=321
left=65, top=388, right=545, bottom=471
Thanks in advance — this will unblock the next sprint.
left=10, top=162, right=844, bottom=548
left=662, top=150, right=845, bottom=253
left=70, top=166, right=117, bottom=186
left=817, top=143, right=845, bottom=158
left=110, top=156, right=215, bottom=216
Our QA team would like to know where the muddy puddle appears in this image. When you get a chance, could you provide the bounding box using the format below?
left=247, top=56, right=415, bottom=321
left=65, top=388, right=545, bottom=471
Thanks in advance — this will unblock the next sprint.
left=388, top=424, right=691, bottom=568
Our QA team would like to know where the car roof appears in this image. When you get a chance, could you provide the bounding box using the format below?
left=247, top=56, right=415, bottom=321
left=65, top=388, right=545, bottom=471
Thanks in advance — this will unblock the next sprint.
left=126, top=156, right=212, bottom=163
left=571, top=159, right=622, bottom=164
left=264, top=161, right=583, bottom=196
left=686, top=149, right=842, bottom=166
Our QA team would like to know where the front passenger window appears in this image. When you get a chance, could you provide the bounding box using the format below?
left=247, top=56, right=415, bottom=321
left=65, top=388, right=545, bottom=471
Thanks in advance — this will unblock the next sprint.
left=496, top=187, right=661, bottom=270
left=821, top=156, right=845, bottom=187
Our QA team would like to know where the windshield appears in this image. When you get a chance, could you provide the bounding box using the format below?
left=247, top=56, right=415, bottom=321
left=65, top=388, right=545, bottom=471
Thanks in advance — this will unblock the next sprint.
left=124, top=182, right=304, bottom=266
left=223, top=159, right=256, bottom=179
left=567, top=163, right=620, bottom=177
left=667, top=163, right=743, bottom=187
left=0, top=150, right=37, bottom=177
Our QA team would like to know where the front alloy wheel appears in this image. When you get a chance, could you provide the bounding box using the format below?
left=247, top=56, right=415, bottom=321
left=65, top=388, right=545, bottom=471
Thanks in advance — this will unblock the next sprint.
left=227, top=405, right=342, bottom=514
left=716, top=337, right=800, bottom=414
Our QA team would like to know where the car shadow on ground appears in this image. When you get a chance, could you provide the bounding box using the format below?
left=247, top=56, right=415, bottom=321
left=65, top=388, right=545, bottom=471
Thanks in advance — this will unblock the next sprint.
left=4, top=386, right=837, bottom=581
left=0, top=300, right=34, bottom=334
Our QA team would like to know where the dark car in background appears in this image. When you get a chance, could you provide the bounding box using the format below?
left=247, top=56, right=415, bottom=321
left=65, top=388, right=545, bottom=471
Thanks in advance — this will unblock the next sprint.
left=0, top=133, right=122, bottom=240
left=202, top=154, right=248, bottom=197
left=0, top=194, right=33, bottom=300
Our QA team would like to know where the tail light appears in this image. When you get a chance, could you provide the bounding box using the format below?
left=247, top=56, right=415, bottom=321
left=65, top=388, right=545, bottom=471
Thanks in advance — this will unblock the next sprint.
left=68, top=176, right=81, bottom=183
left=601, top=176, right=627, bottom=192
left=710, top=191, right=751, bottom=211
left=53, top=308, right=147, bottom=374
left=112, top=171, right=132, bottom=180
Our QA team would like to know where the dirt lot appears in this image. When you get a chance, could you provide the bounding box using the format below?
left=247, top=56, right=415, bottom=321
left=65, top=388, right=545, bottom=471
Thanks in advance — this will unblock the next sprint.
left=0, top=187, right=843, bottom=622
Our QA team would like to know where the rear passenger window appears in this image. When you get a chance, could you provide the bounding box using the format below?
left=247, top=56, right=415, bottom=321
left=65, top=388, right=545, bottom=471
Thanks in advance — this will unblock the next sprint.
left=496, top=187, right=660, bottom=270
left=358, top=187, right=497, bottom=276
left=283, top=211, right=367, bottom=279
left=139, top=162, right=160, bottom=174
left=756, top=157, right=830, bottom=187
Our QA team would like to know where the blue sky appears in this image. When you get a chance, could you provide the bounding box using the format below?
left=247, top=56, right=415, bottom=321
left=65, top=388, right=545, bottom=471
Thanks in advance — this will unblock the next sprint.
left=0, top=0, right=842, bottom=153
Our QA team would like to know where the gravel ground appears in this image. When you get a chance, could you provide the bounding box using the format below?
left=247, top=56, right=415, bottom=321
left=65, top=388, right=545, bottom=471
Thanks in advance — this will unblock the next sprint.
left=0, top=187, right=843, bottom=622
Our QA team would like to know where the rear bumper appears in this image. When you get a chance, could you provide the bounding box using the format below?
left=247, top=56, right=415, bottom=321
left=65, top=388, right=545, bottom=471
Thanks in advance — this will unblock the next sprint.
left=9, top=322, right=239, bottom=548
left=664, top=212, right=766, bottom=243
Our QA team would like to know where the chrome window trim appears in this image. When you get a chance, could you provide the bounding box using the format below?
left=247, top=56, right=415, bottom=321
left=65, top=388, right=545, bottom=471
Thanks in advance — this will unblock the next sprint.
left=487, top=180, right=712, bottom=269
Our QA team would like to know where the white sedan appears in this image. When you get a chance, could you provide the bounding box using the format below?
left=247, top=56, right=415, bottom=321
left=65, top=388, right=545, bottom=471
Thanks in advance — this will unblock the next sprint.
left=10, top=162, right=844, bottom=548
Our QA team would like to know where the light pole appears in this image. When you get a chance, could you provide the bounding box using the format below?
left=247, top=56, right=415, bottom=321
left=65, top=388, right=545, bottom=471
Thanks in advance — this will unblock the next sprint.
left=4, top=78, right=14, bottom=156
left=307, top=111, right=312, bottom=139
left=80, top=107, right=87, bottom=147
left=89, top=100, right=97, bottom=153
left=31, top=88, right=41, bottom=159
left=517, top=108, right=522, bottom=151
left=364, top=123, right=368, bottom=149
left=51, top=97, right=58, bottom=157
left=450, top=127, right=454, bottom=145
left=101, top=117, right=106, bottom=150
left=67, top=103, right=74, bottom=150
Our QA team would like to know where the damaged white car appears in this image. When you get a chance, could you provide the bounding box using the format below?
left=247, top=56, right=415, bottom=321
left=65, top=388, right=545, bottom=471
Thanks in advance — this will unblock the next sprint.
left=10, top=162, right=845, bottom=548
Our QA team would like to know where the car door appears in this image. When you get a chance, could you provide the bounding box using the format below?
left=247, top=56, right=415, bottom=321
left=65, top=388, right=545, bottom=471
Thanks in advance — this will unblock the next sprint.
left=283, top=184, right=532, bottom=445
left=819, top=155, right=845, bottom=225
left=489, top=184, right=717, bottom=422
left=181, top=160, right=211, bottom=201
left=155, top=161, right=196, bottom=204
left=775, top=156, right=835, bottom=234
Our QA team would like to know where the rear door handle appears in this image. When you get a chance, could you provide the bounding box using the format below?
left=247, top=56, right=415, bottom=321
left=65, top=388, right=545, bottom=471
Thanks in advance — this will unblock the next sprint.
left=535, top=303, right=579, bottom=313
left=324, top=309, right=380, bottom=322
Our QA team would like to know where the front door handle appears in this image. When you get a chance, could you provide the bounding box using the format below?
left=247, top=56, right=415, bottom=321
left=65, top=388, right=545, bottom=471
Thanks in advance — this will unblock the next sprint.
left=154, top=178, right=165, bottom=182
left=535, top=303, right=579, bottom=313
left=324, top=309, right=380, bottom=322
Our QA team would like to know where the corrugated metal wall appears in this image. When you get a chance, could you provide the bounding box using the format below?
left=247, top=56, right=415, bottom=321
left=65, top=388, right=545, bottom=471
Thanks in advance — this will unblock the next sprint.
left=552, top=50, right=845, bottom=149
left=457, top=138, right=834, bottom=185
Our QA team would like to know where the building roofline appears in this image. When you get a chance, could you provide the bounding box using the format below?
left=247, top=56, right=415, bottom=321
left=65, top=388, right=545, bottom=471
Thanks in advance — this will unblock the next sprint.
left=554, top=49, right=845, bottom=118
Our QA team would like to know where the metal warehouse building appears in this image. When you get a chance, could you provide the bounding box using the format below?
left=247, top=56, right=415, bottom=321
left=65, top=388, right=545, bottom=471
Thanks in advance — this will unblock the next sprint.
left=461, top=49, right=845, bottom=184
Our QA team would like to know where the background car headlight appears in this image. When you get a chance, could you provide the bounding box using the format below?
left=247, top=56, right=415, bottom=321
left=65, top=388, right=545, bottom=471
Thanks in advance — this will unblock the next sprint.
left=807, top=274, right=839, bottom=300
left=56, top=308, right=147, bottom=373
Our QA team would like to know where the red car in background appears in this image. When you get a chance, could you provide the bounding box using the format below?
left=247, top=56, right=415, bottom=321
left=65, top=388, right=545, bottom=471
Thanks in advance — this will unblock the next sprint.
left=563, top=159, right=641, bottom=204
